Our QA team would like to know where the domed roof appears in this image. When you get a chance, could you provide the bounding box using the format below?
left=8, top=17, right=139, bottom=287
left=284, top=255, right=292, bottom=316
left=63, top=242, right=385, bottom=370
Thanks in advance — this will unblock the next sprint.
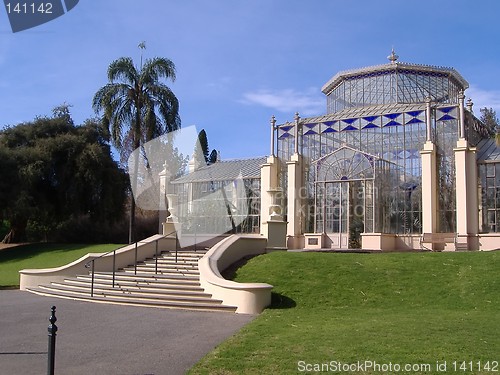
left=321, top=53, right=469, bottom=96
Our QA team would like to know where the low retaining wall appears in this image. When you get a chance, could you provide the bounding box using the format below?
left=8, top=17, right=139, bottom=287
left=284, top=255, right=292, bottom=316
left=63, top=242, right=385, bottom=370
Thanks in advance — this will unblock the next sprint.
left=19, top=234, right=177, bottom=290
left=198, top=234, right=272, bottom=314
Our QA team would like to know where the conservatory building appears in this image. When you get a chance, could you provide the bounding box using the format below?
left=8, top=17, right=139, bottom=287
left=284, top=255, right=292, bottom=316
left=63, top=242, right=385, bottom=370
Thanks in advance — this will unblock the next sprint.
left=259, top=52, right=499, bottom=251
left=169, top=52, right=499, bottom=251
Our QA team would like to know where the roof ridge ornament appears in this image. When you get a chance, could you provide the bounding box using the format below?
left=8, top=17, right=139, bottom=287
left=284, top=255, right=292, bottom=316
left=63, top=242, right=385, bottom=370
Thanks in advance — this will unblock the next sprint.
left=387, top=48, right=399, bottom=63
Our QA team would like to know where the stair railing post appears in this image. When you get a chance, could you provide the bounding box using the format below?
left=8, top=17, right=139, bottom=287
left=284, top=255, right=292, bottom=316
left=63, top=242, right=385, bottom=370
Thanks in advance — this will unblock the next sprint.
left=175, top=231, right=178, bottom=264
left=90, top=259, right=95, bottom=297
left=112, top=250, right=116, bottom=288
left=47, top=306, right=57, bottom=375
left=134, top=241, right=138, bottom=275
left=194, top=230, right=197, bottom=252
left=155, top=239, right=159, bottom=274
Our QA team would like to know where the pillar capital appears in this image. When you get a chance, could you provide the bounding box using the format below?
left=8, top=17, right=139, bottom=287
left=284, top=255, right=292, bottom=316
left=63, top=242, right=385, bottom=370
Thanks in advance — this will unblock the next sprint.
left=458, top=89, right=466, bottom=101
left=466, top=98, right=474, bottom=112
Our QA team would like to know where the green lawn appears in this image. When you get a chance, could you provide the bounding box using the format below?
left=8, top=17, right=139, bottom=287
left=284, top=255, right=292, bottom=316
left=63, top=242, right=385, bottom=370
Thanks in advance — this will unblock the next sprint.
left=190, top=251, right=500, bottom=375
left=0, top=243, right=123, bottom=288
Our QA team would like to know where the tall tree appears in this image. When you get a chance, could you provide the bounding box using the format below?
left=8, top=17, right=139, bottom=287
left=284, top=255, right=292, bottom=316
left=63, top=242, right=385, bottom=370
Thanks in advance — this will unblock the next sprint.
left=92, top=54, right=180, bottom=243
left=479, top=107, right=500, bottom=144
left=0, top=107, right=128, bottom=243
left=194, top=129, right=218, bottom=166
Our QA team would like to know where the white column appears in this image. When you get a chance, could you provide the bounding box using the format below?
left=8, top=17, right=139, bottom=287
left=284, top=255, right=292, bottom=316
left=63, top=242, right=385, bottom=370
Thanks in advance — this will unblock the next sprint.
left=286, top=153, right=304, bottom=249
left=260, top=155, right=280, bottom=232
left=420, top=99, right=439, bottom=246
left=454, top=88, right=479, bottom=249
left=260, top=116, right=287, bottom=249
left=420, top=142, right=438, bottom=235
left=454, top=139, right=479, bottom=249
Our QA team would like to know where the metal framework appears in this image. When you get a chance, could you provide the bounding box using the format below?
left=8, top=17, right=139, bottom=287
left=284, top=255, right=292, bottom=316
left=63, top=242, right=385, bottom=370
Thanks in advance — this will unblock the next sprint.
left=277, top=57, right=474, bottom=243
left=322, top=61, right=467, bottom=113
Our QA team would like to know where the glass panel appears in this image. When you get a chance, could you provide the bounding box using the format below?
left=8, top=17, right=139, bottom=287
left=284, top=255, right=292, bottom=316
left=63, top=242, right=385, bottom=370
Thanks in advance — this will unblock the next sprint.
left=315, top=184, right=324, bottom=233
left=340, top=182, right=348, bottom=234
left=487, top=210, right=496, bottom=232
left=487, top=164, right=495, bottom=177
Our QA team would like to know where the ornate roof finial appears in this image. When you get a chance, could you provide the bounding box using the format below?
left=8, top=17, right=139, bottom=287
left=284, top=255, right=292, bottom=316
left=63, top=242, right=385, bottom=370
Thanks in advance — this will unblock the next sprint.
left=387, top=48, right=399, bottom=63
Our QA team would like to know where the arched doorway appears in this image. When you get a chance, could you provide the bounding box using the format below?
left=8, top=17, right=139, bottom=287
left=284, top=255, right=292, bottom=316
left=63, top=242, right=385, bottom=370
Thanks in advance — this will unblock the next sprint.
left=313, top=147, right=376, bottom=249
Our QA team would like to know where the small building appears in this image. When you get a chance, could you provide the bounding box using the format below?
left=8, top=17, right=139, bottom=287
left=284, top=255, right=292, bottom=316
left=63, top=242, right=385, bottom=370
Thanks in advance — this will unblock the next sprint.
left=171, top=157, right=264, bottom=235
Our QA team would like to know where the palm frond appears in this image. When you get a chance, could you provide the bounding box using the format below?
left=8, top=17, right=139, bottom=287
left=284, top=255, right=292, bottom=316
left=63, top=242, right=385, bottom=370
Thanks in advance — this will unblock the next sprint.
left=108, top=57, right=138, bottom=85
left=141, top=57, right=176, bottom=85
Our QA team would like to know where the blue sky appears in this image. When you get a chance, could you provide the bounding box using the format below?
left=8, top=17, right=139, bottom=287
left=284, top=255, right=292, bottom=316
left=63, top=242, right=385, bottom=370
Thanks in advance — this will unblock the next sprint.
left=1, top=0, right=500, bottom=159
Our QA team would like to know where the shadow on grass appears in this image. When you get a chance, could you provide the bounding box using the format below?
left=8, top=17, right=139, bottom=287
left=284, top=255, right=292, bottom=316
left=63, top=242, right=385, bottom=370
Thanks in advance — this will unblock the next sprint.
left=269, top=292, right=296, bottom=309
left=221, top=255, right=259, bottom=280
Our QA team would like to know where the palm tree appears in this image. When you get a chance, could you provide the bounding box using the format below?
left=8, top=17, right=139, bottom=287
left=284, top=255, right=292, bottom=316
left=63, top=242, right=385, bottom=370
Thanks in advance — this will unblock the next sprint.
left=93, top=56, right=180, bottom=243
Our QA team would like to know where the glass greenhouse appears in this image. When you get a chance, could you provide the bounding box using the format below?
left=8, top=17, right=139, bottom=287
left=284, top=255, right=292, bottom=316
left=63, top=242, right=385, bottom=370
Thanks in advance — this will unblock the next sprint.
left=273, top=53, right=495, bottom=249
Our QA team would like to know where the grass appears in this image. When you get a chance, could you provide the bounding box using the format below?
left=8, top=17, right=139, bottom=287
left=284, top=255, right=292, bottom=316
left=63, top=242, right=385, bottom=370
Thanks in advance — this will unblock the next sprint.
left=0, top=243, right=123, bottom=288
left=189, top=251, right=500, bottom=374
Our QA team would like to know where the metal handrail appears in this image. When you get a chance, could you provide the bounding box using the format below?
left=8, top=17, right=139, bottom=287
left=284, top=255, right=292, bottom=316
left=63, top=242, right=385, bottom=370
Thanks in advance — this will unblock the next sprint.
left=84, top=231, right=177, bottom=297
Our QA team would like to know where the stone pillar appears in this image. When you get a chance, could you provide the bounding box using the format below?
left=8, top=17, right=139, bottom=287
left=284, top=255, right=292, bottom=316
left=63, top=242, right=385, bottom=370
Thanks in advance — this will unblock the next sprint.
left=260, top=155, right=281, bottom=233
left=286, top=153, right=304, bottom=249
left=420, top=99, right=438, bottom=241
left=260, top=186, right=287, bottom=250
left=284, top=113, right=304, bottom=249
left=454, top=141, right=479, bottom=250
left=420, top=141, right=438, bottom=237
left=260, top=115, right=287, bottom=250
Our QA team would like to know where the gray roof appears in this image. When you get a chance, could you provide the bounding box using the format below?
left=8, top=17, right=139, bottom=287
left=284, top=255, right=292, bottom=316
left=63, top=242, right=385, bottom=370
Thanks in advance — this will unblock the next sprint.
left=172, top=156, right=266, bottom=183
left=476, top=138, right=500, bottom=163
left=321, top=61, right=469, bottom=95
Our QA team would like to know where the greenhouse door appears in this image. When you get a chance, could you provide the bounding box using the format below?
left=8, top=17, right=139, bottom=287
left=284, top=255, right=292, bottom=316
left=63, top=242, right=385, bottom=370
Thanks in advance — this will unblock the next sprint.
left=324, top=182, right=349, bottom=249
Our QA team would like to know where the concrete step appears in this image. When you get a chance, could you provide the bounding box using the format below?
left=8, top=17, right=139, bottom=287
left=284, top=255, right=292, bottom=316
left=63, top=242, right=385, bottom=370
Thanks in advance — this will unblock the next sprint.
left=75, top=276, right=202, bottom=289
left=144, top=259, right=199, bottom=267
left=62, top=279, right=206, bottom=295
left=44, top=283, right=215, bottom=300
left=158, top=256, right=203, bottom=263
left=138, top=261, right=199, bottom=270
left=93, top=271, right=200, bottom=282
left=161, top=251, right=206, bottom=257
left=126, top=265, right=200, bottom=274
left=121, top=269, right=200, bottom=277
left=24, top=244, right=235, bottom=313
left=26, top=287, right=237, bottom=312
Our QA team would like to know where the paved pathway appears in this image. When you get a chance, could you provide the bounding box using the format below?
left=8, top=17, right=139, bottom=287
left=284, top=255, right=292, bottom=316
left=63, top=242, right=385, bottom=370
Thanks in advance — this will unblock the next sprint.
left=0, top=290, right=254, bottom=375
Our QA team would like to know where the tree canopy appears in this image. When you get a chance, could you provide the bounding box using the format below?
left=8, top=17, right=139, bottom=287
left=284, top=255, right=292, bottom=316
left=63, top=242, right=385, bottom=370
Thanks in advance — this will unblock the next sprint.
left=195, top=129, right=218, bottom=166
left=92, top=56, right=180, bottom=165
left=0, top=107, right=128, bottom=243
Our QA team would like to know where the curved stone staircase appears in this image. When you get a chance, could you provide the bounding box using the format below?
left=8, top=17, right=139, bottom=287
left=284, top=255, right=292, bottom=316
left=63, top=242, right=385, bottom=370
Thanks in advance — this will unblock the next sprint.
left=26, top=249, right=237, bottom=313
